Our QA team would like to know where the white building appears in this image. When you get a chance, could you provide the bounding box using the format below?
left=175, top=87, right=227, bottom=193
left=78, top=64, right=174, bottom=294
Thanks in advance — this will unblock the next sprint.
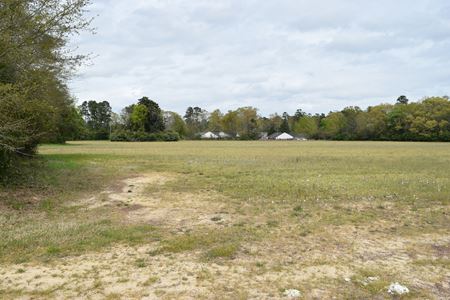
left=275, top=132, right=294, bottom=140
left=268, top=132, right=295, bottom=140
left=200, top=131, right=219, bottom=139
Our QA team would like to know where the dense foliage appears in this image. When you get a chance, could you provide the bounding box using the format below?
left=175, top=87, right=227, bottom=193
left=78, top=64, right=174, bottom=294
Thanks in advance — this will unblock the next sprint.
left=297, top=96, right=450, bottom=141
left=173, top=96, right=450, bottom=141
left=82, top=96, right=450, bottom=142
left=79, top=100, right=112, bottom=139
left=110, top=130, right=180, bottom=142
left=0, top=0, right=91, bottom=176
left=107, top=97, right=172, bottom=142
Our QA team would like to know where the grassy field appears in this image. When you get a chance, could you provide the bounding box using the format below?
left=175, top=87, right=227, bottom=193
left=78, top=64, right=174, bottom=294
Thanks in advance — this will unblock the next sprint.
left=0, top=141, right=449, bottom=299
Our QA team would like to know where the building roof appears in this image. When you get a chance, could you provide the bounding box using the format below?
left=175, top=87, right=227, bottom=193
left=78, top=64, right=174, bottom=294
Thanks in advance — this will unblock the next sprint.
left=200, top=131, right=219, bottom=138
left=275, top=132, right=294, bottom=140
left=267, top=132, right=294, bottom=139
left=267, top=132, right=282, bottom=139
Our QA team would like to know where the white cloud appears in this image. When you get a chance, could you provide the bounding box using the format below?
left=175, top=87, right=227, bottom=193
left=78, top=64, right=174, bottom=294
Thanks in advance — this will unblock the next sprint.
left=69, top=0, right=450, bottom=115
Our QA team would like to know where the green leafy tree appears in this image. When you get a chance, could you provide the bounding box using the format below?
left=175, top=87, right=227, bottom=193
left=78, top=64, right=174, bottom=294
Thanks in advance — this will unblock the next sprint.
left=130, top=104, right=148, bottom=132
left=184, top=106, right=208, bottom=137
left=137, top=97, right=165, bottom=133
left=320, top=112, right=346, bottom=139
left=293, top=116, right=318, bottom=138
left=236, top=107, right=259, bottom=139
left=293, top=109, right=306, bottom=121
left=340, top=106, right=362, bottom=139
left=208, top=109, right=223, bottom=132
left=279, top=112, right=290, bottom=133
left=397, top=95, right=409, bottom=105
left=221, top=110, right=239, bottom=137
left=79, top=100, right=112, bottom=139
left=0, top=0, right=92, bottom=175
left=164, top=111, right=187, bottom=137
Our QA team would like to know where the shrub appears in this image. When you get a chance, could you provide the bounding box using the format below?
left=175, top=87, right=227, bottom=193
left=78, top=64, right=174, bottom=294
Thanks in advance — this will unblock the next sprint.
left=110, top=130, right=180, bottom=142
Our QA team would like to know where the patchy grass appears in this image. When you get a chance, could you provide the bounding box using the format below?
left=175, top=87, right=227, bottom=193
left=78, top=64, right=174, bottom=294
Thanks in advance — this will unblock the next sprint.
left=205, top=243, right=239, bottom=260
left=0, top=140, right=449, bottom=298
left=413, top=258, right=450, bottom=268
left=142, top=276, right=159, bottom=286
left=0, top=212, right=159, bottom=263
left=157, top=227, right=255, bottom=258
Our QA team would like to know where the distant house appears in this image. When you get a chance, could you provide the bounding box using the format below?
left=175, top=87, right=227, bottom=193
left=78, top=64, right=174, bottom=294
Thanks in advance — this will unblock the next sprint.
left=200, top=131, right=219, bottom=139
left=200, top=131, right=232, bottom=139
left=267, top=132, right=295, bottom=140
left=217, top=131, right=231, bottom=139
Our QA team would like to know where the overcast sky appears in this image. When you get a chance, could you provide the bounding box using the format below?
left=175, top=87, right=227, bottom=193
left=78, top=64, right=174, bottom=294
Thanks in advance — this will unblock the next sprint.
left=69, top=0, right=450, bottom=116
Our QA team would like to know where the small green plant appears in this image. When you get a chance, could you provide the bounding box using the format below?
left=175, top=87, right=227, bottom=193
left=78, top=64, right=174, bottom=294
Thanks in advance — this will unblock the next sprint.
left=46, top=246, right=62, bottom=255
left=292, top=205, right=304, bottom=216
left=205, top=244, right=239, bottom=260
left=293, top=205, right=303, bottom=212
left=142, top=276, right=159, bottom=286
left=135, top=258, right=146, bottom=268
left=39, top=198, right=56, bottom=212
left=266, top=220, right=279, bottom=227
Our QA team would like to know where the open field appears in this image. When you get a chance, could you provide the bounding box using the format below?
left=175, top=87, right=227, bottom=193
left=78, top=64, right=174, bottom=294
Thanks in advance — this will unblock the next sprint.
left=0, top=141, right=449, bottom=299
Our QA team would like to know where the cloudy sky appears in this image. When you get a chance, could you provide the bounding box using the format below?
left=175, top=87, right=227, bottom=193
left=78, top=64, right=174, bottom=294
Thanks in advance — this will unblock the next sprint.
left=69, top=0, right=450, bottom=115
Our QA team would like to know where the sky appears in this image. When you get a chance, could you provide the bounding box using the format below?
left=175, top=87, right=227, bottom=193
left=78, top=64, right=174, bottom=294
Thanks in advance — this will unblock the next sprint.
left=69, top=0, right=450, bottom=116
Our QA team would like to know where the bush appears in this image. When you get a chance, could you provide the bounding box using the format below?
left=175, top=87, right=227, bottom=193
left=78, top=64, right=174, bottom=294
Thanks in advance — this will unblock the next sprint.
left=110, top=130, right=180, bottom=142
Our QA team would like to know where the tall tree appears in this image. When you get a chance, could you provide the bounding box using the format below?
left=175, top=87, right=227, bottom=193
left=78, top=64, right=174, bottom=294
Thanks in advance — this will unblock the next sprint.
left=397, top=95, right=409, bottom=105
left=279, top=112, right=291, bottom=133
left=79, top=100, right=112, bottom=139
left=320, top=112, right=346, bottom=139
left=164, top=111, right=187, bottom=137
left=222, top=110, right=239, bottom=137
left=293, top=115, right=318, bottom=138
left=137, top=97, right=165, bottom=133
left=340, top=106, right=362, bottom=139
left=130, top=104, right=148, bottom=132
left=184, top=106, right=208, bottom=136
left=236, top=107, right=259, bottom=139
left=208, top=109, right=223, bottom=132
left=293, top=109, right=306, bottom=121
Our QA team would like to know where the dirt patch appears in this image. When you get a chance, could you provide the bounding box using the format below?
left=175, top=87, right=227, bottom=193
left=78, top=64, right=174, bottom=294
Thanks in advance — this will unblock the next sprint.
left=0, top=242, right=352, bottom=299
left=72, top=173, right=235, bottom=231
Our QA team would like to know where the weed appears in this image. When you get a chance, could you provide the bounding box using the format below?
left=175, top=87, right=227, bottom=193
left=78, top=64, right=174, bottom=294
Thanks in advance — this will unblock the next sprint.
left=135, top=258, right=146, bottom=268
left=142, top=276, right=159, bottom=286
left=205, top=244, right=239, bottom=259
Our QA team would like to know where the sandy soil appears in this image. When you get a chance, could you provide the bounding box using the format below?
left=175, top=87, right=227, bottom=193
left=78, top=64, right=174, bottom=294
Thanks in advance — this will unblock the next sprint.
left=1, top=173, right=449, bottom=299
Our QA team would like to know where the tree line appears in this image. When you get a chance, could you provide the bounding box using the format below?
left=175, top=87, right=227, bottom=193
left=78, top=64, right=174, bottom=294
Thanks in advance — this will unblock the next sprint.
left=0, top=0, right=92, bottom=178
left=76, top=95, right=450, bottom=142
